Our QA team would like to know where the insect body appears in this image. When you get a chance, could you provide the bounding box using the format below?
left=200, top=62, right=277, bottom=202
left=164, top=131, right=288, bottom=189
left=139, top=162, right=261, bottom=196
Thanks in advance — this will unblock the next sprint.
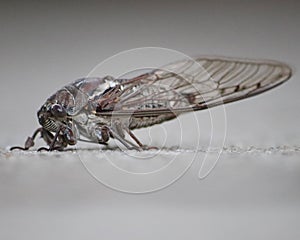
left=11, top=56, right=292, bottom=151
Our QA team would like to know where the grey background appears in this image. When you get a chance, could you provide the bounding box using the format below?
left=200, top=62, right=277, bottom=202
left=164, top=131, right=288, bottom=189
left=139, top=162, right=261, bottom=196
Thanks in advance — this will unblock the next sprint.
left=0, top=0, right=299, bottom=239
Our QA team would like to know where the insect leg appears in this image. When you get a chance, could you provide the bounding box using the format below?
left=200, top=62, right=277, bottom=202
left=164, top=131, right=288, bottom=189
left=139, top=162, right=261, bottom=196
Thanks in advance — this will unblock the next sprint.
left=125, top=129, right=143, bottom=147
left=78, top=138, right=108, bottom=146
left=125, top=128, right=158, bottom=150
left=94, top=126, right=110, bottom=144
left=37, top=127, right=65, bottom=151
left=107, top=126, right=141, bottom=150
left=10, top=128, right=44, bottom=151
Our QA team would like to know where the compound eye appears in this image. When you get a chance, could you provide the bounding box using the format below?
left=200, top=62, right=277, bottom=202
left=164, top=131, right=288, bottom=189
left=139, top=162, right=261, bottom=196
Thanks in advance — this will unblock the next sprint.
left=51, top=104, right=67, bottom=117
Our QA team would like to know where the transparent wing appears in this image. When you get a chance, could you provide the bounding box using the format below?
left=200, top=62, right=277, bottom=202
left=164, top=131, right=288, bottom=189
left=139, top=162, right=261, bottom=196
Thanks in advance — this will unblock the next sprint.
left=96, top=56, right=292, bottom=118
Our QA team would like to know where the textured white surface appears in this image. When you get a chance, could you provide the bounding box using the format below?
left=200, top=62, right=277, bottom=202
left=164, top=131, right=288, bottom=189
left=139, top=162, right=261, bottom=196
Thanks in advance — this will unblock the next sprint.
left=1, top=0, right=300, bottom=239
left=1, top=148, right=300, bottom=240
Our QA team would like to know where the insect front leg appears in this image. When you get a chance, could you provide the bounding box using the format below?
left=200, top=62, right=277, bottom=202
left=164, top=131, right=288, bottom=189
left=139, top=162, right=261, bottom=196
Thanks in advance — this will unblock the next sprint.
left=10, top=128, right=44, bottom=151
left=37, top=128, right=64, bottom=151
left=38, top=126, right=77, bottom=151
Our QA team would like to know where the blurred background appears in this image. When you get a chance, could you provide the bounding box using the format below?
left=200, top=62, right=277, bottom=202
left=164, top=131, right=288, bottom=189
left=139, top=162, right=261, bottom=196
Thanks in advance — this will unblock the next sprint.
left=0, top=0, right=299, bottom=239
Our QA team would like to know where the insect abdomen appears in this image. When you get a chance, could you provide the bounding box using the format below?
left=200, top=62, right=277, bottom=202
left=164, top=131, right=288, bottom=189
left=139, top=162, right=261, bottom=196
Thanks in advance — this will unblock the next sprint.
left=129, top=114, right=176, bottom=129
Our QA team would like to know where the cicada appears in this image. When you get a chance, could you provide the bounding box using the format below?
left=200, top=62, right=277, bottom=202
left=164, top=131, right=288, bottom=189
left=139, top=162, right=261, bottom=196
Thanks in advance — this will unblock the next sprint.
left=10, top=56, right=292, bottom=151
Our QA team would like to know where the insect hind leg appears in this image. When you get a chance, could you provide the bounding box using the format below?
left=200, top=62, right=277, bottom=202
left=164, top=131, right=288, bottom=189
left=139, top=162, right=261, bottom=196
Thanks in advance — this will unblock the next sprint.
left=125, top=128, right=158, bottom=150
left=105, top=126, right=141, bottom=150
left=111, top=122, right=157, bottom=150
